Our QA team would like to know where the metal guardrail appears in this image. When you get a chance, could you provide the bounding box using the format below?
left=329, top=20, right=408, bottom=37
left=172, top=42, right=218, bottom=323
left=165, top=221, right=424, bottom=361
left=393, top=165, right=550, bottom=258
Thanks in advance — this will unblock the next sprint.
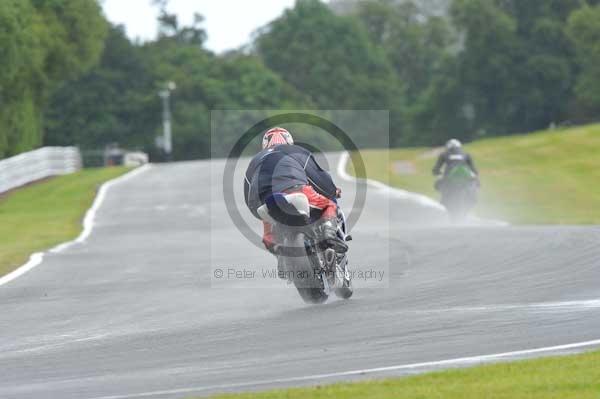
left=0, top=147, right=82, bottom=194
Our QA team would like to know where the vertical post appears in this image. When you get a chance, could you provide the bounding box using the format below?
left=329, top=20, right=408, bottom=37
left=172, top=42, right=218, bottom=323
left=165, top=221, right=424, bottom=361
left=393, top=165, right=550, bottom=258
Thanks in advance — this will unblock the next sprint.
left=161, top=91, right=172, bottom=160
left=159, top=81, right=176, bottom=161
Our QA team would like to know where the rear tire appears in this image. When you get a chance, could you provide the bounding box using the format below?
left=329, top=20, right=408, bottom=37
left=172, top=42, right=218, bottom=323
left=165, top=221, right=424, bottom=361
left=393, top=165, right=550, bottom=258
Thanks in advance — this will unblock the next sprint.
left=334, top=284, right=353, bottom=300
left=283, top=233, right=329, bottom=305
left=444, top=192, right=468, bottom=223
left=443, top=181, right=477, bottom=223
left=297, top=287, right=329, bottom=304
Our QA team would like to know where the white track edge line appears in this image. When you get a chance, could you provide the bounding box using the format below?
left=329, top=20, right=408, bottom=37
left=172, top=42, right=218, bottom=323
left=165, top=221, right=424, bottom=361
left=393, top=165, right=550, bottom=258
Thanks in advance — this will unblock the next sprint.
left=337, top=151, right=508, bottom=226
left=0, top=164, right=151, bottom=287
left=337, top=151, right=445, bottom=210
left=89, top=338, right=600, bottom=399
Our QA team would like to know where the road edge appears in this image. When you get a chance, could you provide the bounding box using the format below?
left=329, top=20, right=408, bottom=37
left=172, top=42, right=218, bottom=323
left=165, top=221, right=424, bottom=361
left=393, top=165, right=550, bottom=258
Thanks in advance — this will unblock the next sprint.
left=337, top=151, right=508, bottom=226
left=336, top=151, right=446, bottom=211
left=88, top=338, right=600, bottom=399
left=0, top=164, right=152, bottom=287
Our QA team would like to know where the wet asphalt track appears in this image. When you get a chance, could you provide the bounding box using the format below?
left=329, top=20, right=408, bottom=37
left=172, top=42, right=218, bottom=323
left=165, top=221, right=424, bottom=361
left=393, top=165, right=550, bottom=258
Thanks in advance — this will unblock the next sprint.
left=1, top=155, right=600, bottom=399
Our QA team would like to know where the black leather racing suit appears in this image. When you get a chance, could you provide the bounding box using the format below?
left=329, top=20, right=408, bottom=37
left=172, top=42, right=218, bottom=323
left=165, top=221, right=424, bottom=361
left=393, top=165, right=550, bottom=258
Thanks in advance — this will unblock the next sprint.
left=432, top=148, right=479, bottom=191
left=433, top=148, right=478, bottom=177
left=244, top=144, right=337, bottom=219
left=244, top=144, right=345, bottom=253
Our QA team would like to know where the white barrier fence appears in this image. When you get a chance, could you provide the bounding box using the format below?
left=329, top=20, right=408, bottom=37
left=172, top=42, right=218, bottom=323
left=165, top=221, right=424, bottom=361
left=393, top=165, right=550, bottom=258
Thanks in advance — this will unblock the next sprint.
left=0, top=147, right=82, bottom=194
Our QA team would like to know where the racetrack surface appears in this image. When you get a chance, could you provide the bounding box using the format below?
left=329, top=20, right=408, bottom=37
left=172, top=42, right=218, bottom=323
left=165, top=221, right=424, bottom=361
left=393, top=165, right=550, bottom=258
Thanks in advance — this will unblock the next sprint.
left=1, top=155, right=600, bottom=399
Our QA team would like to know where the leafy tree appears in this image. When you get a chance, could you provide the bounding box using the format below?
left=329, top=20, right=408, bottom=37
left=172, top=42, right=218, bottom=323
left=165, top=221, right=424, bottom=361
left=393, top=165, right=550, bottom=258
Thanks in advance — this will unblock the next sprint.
left=450, top=0, right=522, bottom=135
left=31, top=0, right=108, bottom=87
left=256, top=0, right=402, bottom=146
left=495, top=0, right=582, bottom=129
left=354, top=0, right=457, bottom=145
left=355, top=0, right=453, bottom=102
left=0, top=0, right=106, bottom=158
left=0, top=0, right=40, bottom=156
left=567, top=4, right=600, bottom=113
left=257, top=0, right=398, bottom=110
left=408, top=55, right=474, bottom=145
left=45, top=26, right=155, bottom=151
left=46, top=14, right=312, bottom=160
left=142, top=40, right=313, bottom=159
left=26, top=0, right=600, bottom=161
left=449, top=0, right=583, bottom=137
left=154, top=0, right=207, bottom=47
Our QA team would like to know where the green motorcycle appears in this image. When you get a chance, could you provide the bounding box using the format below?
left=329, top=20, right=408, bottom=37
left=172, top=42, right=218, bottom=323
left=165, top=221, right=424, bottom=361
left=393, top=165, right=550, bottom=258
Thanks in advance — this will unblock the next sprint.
left=438, top=165, right=478, bottom=222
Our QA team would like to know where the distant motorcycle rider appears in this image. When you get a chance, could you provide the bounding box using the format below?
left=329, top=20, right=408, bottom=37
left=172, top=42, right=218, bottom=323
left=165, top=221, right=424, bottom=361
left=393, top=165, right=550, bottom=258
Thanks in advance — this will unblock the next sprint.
left=433, top=139, right=479, bottom=191
left=244, top=127, right=347, bottom=255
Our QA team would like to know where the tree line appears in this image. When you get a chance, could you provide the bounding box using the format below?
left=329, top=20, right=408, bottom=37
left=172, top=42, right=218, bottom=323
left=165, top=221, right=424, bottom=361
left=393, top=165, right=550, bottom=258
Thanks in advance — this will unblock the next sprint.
left=2, top=0, right=600, bottom=160
left=0, top=0, right=106, bottom=158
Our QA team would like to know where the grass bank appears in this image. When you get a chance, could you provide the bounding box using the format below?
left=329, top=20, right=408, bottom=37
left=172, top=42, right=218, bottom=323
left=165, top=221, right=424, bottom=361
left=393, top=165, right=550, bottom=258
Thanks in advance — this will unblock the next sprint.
left=352, top=123, right=600, bottom=224
left=0, top=167, right=129, bottom=278
left=204, top=350, right=600, bottom=399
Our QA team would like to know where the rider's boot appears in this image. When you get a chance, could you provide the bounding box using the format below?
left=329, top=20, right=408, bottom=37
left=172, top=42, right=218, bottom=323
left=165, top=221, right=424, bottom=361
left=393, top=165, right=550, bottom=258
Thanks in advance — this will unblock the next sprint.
left=319, top=219, right=348, bottom=253
left=324, top=248, right=337, bottom=269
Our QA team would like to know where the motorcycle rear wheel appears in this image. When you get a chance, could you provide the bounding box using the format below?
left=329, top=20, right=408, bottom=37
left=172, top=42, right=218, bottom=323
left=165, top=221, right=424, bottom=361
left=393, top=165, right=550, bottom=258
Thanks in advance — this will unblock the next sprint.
left=284, top=233, right=329, bottom=305
left=334, top=283, right=353, bottom=300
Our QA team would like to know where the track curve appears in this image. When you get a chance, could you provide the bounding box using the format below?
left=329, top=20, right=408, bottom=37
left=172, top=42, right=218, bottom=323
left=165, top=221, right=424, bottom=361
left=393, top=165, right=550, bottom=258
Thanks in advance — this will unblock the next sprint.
left=1, top=155, right=599, bottom=399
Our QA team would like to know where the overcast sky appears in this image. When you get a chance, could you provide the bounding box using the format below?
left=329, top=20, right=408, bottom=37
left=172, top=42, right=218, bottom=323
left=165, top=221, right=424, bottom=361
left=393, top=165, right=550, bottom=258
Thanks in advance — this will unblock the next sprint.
left=102, top=0, right=297, bottom=53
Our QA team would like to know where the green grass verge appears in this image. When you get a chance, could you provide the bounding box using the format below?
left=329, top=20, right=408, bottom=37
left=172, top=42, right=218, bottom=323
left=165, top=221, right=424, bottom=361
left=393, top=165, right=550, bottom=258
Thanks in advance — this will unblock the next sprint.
left=204, top=350, right=600, bottom=399
left=351, top=123, right=600, bottom=224
left=0, top=167, right=129, bottom=278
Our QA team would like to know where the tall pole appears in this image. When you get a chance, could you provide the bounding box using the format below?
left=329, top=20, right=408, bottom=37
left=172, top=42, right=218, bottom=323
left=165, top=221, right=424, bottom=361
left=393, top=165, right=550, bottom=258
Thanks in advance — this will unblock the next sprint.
left=159, top=81, right=176, bottom=161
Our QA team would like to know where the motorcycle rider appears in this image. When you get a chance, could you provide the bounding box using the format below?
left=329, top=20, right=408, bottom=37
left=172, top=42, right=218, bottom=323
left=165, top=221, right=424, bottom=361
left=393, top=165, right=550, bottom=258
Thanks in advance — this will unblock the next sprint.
left=244, top=127, right=347, bottom=255
left=433, top=139, right=479, bottom=191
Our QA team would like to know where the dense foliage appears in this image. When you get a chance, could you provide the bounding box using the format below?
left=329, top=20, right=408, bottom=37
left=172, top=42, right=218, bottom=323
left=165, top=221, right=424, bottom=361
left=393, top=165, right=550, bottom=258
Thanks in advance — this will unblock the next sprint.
left=0, top=0, right=107, bottom=158
left=45, top=6, right=312, bottom=160
left=4, top=0, right=600, bottom=160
